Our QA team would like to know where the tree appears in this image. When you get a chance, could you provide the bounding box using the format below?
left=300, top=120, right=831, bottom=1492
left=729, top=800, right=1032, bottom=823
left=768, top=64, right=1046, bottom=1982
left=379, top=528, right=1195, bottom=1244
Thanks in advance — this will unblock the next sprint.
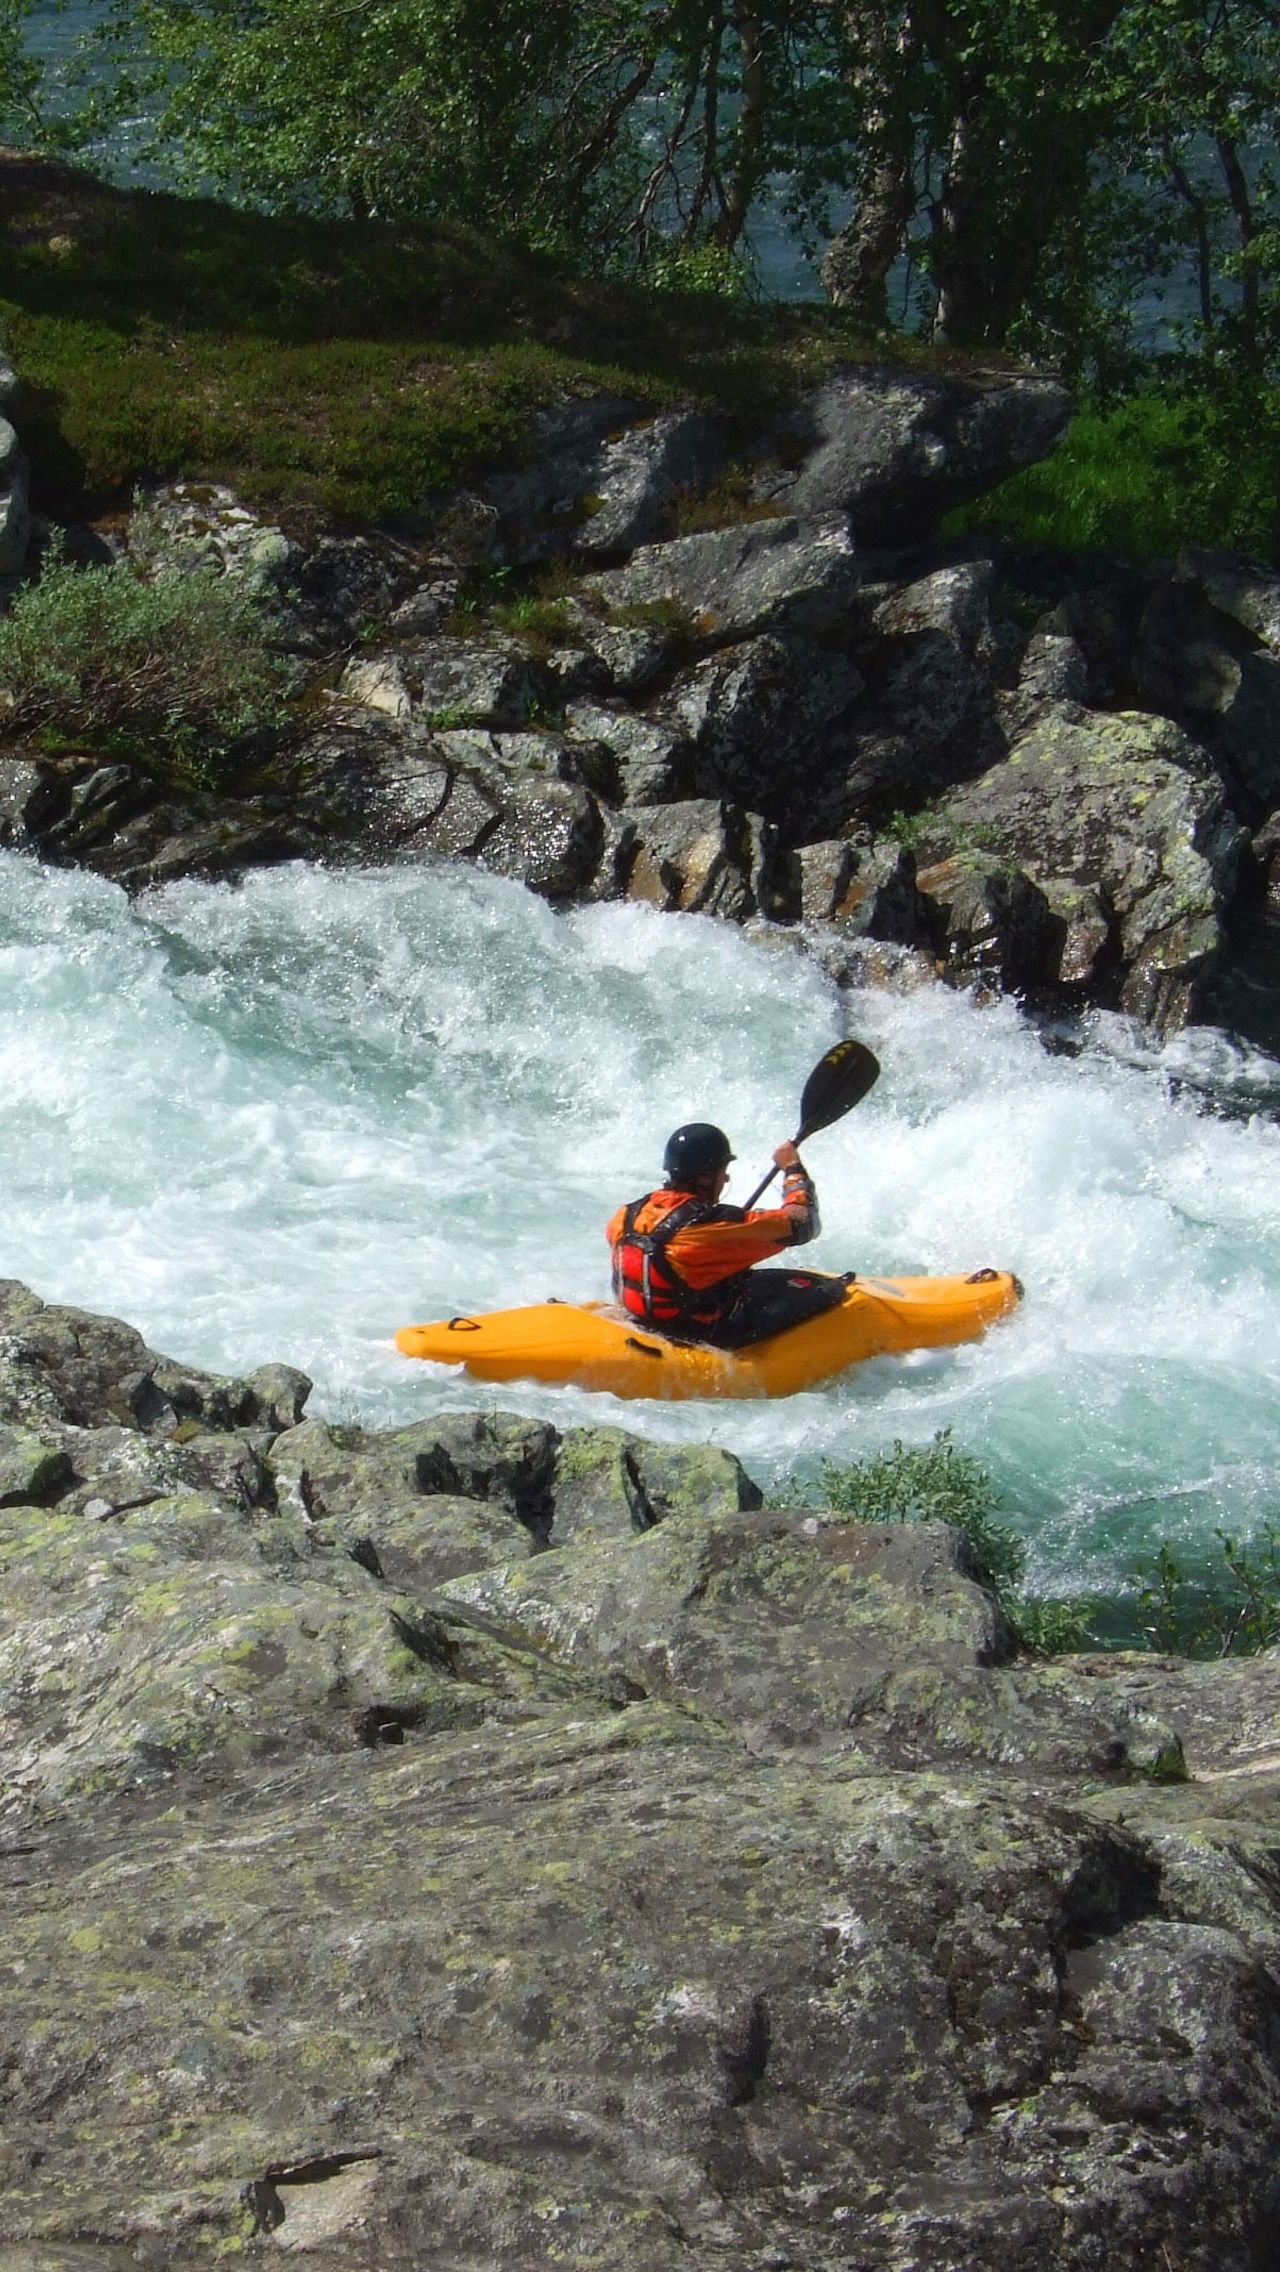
left=0, top=0, right=43, bottom=146
left=60, top=0, right=1280, bottom=382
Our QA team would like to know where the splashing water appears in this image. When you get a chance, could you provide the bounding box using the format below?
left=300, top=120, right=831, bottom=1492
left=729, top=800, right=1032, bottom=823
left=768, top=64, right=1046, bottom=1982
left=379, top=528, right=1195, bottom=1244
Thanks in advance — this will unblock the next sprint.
left=2, top=848, right=1278, bottom=1595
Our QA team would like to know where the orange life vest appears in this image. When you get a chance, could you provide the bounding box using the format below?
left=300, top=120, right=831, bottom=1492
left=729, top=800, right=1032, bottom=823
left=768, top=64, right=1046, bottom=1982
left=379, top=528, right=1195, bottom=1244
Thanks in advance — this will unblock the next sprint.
left=611, top=1189, right=750, bottom=1332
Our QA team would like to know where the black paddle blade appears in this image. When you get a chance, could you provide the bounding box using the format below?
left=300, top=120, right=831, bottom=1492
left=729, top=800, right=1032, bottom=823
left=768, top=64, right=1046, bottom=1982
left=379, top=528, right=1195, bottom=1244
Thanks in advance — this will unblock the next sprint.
left=795, top=1039, right=880, bottom=1143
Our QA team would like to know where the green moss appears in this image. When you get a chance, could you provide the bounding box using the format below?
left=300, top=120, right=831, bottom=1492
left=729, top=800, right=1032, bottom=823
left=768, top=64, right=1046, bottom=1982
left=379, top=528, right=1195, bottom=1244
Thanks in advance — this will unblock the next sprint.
left=0, top=160, right=895, bottom=530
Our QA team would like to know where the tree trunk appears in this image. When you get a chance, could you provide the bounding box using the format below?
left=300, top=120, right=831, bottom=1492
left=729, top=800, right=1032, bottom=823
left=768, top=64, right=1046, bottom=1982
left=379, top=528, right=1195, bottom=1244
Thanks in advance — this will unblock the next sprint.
left=820, top=3, right=918, bottom=325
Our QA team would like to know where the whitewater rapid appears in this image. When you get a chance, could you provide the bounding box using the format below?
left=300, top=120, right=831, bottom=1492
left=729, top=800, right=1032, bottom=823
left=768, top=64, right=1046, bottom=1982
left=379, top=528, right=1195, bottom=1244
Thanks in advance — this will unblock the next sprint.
left=2, top=848, right=1278, bottom=1597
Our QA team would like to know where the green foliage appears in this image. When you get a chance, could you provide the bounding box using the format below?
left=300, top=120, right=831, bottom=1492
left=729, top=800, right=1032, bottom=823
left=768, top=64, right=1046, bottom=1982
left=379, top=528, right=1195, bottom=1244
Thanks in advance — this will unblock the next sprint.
left=23, top=0, right=1280, bottom=390
left=814, top=1429, right=1025, bottom=1591
left=947, top=383, right=1280, bottom=565
left=490, top=595, right=581, bottom=655
left=803, top=1430, right=1094, bottom=1655
left=0, top=0, right=40, bottom=138
left=0, top=166, right=876, bottom=528
left=0, top=542, right=287, bottom=783
left=1135, top=1523, right=1280, bottom=1659
left=640, top=242, right=755, bottom=303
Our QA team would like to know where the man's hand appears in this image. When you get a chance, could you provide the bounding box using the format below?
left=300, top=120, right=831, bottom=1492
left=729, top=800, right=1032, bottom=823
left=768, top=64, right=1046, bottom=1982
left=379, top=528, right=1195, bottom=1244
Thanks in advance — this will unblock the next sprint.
left=774, top=1140, right=803, bottom=1171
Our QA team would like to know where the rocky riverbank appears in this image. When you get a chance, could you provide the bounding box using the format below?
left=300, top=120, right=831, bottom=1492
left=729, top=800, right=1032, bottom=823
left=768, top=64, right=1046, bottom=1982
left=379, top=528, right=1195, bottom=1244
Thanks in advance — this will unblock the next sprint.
left=0, top=355, right=1277, bottom=1047
left=1, top=1275, right=1279, bottom=2268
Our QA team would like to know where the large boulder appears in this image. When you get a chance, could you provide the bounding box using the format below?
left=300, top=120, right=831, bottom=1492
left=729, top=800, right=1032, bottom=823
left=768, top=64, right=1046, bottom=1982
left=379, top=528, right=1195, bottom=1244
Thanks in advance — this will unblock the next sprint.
left=2, top=1281, right=1280, bottom=2267
left=813, top=561, right=1005, bottom=827
left=1177, top=545, right=1280, bottom=652
left=480, top=398, right=726, bottom=563
left=1138, top=578, right=1280, bottom=818
left=291, top=712, right=607, bottom=900
left=751, top=363, right=1070, bottom=538
left=440, top=1506, right=1015, bottom=1747
left=914, top=707, right=1246, bottom=1028
left=621, top=796, right=778, bottom=919
left=669, top=633, right=864, bottom=822
left=588, top=513, right=859, bottom=644
left=564, top=702, right=695, bottom=805
left=338, top=632, right=544, bottom=731
left=789, top=833, right=931, bottom=945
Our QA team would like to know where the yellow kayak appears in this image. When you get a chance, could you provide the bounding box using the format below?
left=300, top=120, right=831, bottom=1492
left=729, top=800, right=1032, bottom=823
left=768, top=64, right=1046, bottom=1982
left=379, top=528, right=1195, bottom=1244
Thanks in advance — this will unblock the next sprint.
left=395, top=1271, right=1022, bottom=1401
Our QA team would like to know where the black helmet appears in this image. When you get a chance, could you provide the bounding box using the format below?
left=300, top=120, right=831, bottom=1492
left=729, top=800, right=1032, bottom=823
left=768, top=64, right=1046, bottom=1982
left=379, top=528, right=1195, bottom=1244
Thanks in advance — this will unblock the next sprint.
left=663, top=1122, right=734, bottom=1185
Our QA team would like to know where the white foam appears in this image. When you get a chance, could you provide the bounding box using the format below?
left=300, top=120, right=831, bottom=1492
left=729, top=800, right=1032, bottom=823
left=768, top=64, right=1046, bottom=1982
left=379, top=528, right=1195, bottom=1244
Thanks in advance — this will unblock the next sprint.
left=2, top=848, right=1277, bottom=1586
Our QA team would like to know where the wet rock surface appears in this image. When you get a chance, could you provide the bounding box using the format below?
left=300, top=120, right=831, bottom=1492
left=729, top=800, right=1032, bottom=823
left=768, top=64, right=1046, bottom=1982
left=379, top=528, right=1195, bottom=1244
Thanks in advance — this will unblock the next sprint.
left=1, top=1280, right=1279, bottom=2268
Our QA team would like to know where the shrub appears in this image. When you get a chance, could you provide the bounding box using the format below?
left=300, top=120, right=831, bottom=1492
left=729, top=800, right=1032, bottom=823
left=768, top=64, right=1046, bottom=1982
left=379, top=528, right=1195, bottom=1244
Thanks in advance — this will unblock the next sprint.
left=945, top=382, right=1280, bottom=565
left=812, top=1430, right=1026, bottom=1594
left=802, top=1429, right=1087, bottom=1653
left=1134, top=1523, right=1280, bottom=1658
left=0, top=543, right=289, bottom=783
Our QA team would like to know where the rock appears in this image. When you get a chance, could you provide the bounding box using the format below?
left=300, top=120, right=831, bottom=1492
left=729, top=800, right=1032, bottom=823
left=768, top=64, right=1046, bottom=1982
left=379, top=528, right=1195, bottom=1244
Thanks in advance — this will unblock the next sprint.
left=290, top=713, right=605, bottom=900
left=816, top=562, right=1004, bottom=824
left=241, top=1362, right=312, bottom=1432
left=916, top=707, right=1247, bottom=1028
left=564, top=703, right=693, bottom=805
left=2, top=1275, right=1280, bottom=2266
left=573, top=411, right=726, bottom=558
left=129, top=479, right=298, bottom=592
left=388, top=566, right=463, bottom=634
left=0, top=1424, right=73, bottom=1506
left=790, top=835, right=929, bottom=944
left=623, top=797, right=776, bottom=920
left=337, top=653, right=414, bottom=720
left=1000, top=626, right=1092, bottom=737
left=670, top=633, right=864, bottom=822
left=1178, top=545, right=1280, bottom=652
left=1138, top=580, right=1280, bottom=818
left=342, top=1493, right=538, bottom=1593
left=551, top=599, right=687, bottom=695
left=752, top=363, right=1070, bottom=537
left=338, top=632, right=544, bottom=731
left=550, top=1428, right=763, bottom=1546
left=843, top=1657, right=1188, bottom=1782
left=4, top=1700, right=1278, bottom=2267
left=270, top=1411, right=560, bottom=1540
left=0, top=754, right=64, bottom=845
left=481, top=398, right=725, bottom=563
left=0, top=429, right=29, bottom=576
left=0, top=1491, right=560, bottom=1802
left=286, top=533, right=416, bottom=653
left=915, top=853, right=1066, bottom=996
left=588, top=514, right=858, bottom=644
left=52, top=790, right=309, bottom=891
left=441, top=1508, right=1014, bottom=1745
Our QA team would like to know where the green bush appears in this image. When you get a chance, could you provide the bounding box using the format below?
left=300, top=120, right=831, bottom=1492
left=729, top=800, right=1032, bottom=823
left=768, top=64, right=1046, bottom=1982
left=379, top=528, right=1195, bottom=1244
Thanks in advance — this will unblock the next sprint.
left=1134, top=1524, right=1280, bottom=1659
left=946, top=383, right=1280, bottom=565
left=802, top=1430, right=1087, bottom=1654
left=0, top=544, right=288, bottom=783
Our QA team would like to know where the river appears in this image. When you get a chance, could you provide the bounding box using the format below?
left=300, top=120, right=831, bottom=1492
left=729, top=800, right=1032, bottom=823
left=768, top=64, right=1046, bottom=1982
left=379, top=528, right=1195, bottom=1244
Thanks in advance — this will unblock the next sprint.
left=2, top=848, right=1277, bottom=1609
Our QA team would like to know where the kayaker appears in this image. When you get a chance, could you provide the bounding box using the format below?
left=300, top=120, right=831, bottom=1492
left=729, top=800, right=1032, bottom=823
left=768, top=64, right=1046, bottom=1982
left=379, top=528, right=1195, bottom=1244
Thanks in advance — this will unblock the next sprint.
left=607, top=1121, right=848, bottom=1349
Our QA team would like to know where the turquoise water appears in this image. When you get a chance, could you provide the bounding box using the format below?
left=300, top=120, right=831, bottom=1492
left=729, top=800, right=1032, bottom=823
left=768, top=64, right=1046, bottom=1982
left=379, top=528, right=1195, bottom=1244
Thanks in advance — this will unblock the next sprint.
left=1, top=848, right=1277, bottom=1600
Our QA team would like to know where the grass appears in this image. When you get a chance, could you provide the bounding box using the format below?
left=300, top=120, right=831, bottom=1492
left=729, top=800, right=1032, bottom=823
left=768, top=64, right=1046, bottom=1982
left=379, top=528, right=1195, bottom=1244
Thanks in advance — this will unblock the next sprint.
left=0, top=149, right=900, bottom=534
left=945, top=384, right=1280, bottom=564
left=798, top=1432, right=1280, bottom=1662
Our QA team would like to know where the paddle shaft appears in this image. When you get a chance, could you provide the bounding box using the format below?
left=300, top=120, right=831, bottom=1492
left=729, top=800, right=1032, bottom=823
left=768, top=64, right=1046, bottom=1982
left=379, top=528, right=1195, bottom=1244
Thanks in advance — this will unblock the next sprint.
left=740, top=1039, right=880, bottom=1211
left=741, top=1145, right=808, bottom=1214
